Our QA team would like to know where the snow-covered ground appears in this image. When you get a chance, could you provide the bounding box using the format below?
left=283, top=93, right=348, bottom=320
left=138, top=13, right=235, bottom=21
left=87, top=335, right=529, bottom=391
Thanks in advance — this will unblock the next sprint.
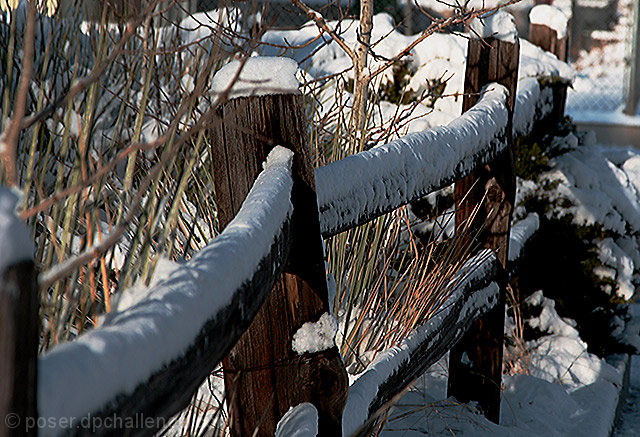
left=614, top=328, right=640, bottom=436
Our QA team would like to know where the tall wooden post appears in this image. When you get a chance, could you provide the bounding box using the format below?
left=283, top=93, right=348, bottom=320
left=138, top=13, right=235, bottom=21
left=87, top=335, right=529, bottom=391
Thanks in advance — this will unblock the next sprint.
left=447, top=23, right=520, bottom=423
left=1, top=259, right=39, bottom=437
left=529, top=4, right=571, bottom=124
left=209, top=85, right=348, bottom=433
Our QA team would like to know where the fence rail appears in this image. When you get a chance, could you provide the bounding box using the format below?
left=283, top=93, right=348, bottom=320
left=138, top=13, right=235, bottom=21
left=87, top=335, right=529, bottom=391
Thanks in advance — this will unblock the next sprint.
left=0, top=6, right=573, bottom=437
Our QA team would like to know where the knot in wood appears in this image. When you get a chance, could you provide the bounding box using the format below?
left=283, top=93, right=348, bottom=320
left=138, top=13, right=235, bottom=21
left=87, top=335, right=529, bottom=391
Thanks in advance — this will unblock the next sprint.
left=485, top=181, right=505, bottom=203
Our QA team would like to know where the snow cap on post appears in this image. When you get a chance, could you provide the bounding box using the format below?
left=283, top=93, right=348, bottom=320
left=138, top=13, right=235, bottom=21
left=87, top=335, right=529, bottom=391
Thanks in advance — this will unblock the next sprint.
left=211, top=56, right=300, bottom=100
left=470, top=11, right=518, bottom=44
left=529, top=4, right=569, bottom=39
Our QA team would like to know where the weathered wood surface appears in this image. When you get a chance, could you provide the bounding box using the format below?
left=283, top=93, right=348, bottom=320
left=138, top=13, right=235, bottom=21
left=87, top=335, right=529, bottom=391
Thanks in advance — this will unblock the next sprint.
left=529, top=23, right=568, bottom=62
left=210, top=93, right=348, bottom=436
left=529, top=14, right=570, bottom=126
left=0, top=261, right=38, bottom=437
left=66, top=219, right=292, bottom=436
left=449, top=35, right=519, bottom=423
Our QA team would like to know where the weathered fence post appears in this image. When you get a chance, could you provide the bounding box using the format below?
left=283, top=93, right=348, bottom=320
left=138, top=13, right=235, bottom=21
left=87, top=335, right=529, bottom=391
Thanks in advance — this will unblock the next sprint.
left=0, top=194, right=38, bottom=437
left=448, top=13, right=519, bottom=423
left=208, top=58, right=348, bottom=436
left=529, top=4, right=571, bottom=124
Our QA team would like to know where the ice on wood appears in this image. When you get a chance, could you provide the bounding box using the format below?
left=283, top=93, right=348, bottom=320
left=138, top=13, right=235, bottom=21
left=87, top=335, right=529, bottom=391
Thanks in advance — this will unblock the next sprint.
left=529, top=4, right=569, bottom=39
left=38, top=147, right=295, bottom=436
left=470, top=11, right=518, bottom=44
left=211, top=57, right=300, bottom=100
left=292, top=312, right=338, bottom=355
left=0, top=188, right=33, bottom=273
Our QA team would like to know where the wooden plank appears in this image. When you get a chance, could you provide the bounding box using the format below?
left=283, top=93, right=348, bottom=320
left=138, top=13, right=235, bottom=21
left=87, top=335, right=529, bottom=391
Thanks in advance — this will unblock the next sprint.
left=210, top=93, right=348, bottom=436
left=346, top=256, right=500, bottom=436
left=448, top=35, right=519, bottom=423
left=0, top=261, right=38, bottom=437
left=75, top=226, right=291, bottom=436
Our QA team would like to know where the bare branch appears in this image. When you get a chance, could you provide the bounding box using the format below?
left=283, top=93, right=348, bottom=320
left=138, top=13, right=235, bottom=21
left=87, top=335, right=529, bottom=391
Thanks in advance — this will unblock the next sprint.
left=0, top=1, right=36, bottom=187
left=290, top=0, right=357, bottom=61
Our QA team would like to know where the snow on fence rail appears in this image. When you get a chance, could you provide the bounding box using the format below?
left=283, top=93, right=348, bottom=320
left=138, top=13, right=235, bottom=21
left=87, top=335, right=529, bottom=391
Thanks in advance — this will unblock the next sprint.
left=38, top=149, right=295, bottom=436
left=0, top=8, right=573, bottom=437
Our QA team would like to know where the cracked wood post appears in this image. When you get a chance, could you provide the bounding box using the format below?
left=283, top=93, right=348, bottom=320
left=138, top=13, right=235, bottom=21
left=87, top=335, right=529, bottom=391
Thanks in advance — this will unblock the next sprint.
left=529, top=4, right=570, bottom=124
left=448, top=18, right=520, bottom=423
left=209, top=64, right=348, bottom=436
left=1, top=258, right=38, bottom=437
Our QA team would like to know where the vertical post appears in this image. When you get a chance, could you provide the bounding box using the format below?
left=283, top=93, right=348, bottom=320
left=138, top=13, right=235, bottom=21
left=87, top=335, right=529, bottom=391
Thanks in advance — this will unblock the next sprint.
left=209, top=60, right=348, bottom=436
left=0, top=200, right=38, bottom=437
left=624, top=0, right=640, bottom=115
left=529, top=5, right=571, bottom=124
left=448, top=13, right=519, bottom=423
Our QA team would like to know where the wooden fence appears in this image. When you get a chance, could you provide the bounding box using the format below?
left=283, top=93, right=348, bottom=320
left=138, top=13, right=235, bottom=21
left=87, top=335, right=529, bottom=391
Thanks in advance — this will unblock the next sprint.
left=0, top=7, right=571, bottom=437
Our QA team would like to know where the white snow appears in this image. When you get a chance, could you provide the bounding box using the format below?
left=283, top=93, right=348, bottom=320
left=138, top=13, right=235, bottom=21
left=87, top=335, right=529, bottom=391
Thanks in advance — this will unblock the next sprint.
left=401, top=0, right=534, bottom=15
left=614, top=354, right=640, bottom=436
left=38, top=147, right=295, bottom=436
left=529, top=5, right=569, bottom=39
left=470, top=11, right=518, bottom=44
left=275, top=403, right=319, bottom=437
left=378, top=290, right=626, bottom=436
left=508, top=213, right=540, bottom=263
left=0, top=188, right=33, bottom=273
left=519, top=39, right=575, bottom=81
left=211, top=57, right=300, bottom=99
left=541, top=140, right=640, bottom=235
left=292, top=312, right=338, bottom=355
left=315, top=85, right=509, bottom=236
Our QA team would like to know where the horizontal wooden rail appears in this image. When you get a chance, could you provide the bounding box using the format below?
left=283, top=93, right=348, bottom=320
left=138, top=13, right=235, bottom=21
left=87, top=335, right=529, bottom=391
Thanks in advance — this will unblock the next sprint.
left=316, top=85, right=510, bottom=238
left=343, top=249, right=500, bottom=436
left=38, top=148, right=295, bottom=436
left=316, top=76, right=559, bottom=239
left=341, top=212, right=540, bottom=436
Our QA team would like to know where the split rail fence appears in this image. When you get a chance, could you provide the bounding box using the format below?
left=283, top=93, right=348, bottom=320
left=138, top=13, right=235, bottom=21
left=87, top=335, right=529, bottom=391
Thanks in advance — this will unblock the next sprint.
left=0, top=7, right=572, bottom=437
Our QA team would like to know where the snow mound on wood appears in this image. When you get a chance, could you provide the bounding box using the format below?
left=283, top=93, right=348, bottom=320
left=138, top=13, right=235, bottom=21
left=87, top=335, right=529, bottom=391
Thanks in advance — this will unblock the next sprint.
left=211, top=57, right=300, bottom=99
left=470, top=11, right=518, bottom=44
left=38, top=147, right=295, bottom=435
left=292, top=313, right=338, bottom=355
left=529, top=4, right=569, bottom=39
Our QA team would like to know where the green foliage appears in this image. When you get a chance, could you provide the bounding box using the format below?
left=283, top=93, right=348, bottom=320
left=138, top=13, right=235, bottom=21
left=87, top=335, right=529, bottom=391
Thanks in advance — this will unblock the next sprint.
left=515, top=215, right=632, bottom=356
left=514, top=139, right=550, bottom=181
left=513, top=119, right=633, bottom=357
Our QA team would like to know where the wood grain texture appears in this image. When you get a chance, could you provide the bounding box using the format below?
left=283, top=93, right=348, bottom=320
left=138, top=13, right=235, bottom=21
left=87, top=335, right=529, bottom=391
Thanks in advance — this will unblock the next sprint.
left=210, top=93, right=347, bottom=436
left=449, top=37, right=519, bottom=423
left=529, top=23, right=568, bottom=62
left=529, top=22, right=570, bottom=127
left=0, top=261, right=38, bottom=437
